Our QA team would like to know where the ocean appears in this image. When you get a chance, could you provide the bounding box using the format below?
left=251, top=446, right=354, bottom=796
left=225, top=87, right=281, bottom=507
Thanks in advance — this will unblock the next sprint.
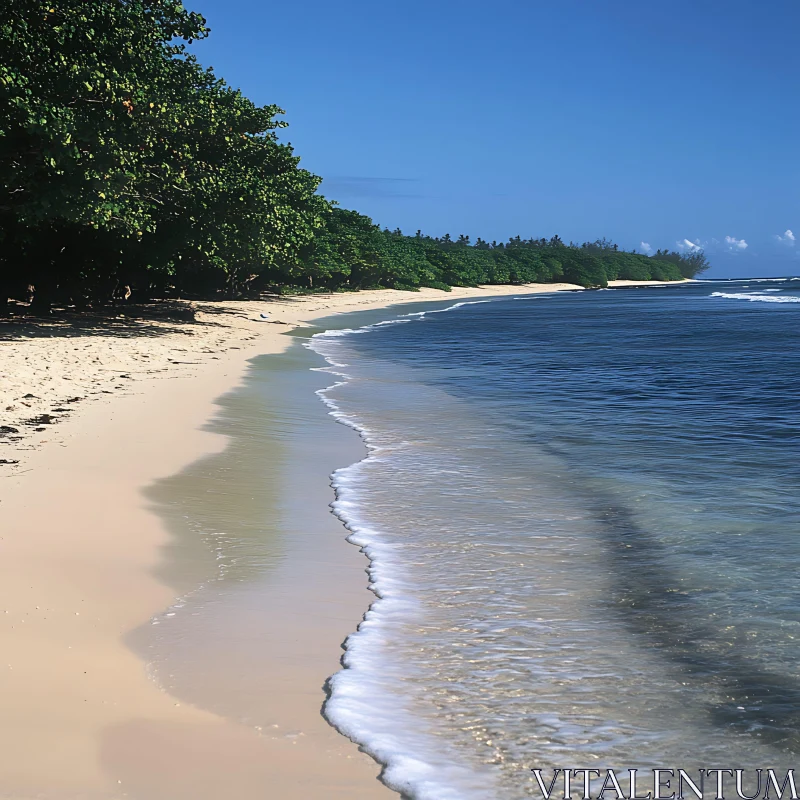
left=308, top=279, right=800, bottom=799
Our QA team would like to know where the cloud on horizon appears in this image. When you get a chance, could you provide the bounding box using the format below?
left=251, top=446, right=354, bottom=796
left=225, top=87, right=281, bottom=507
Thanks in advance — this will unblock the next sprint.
left=775, top=229, right=796, bottom=246
left=676, top=236, right=751, bottom=255
left=640, top=241, right=653, bottom=255
left=677, top=238, right=704, bottom=252
left=725, top=235, right=748, bottom=251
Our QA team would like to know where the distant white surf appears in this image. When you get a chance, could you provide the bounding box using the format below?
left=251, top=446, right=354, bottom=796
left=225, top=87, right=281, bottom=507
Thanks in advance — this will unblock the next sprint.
left=711, top=291, right=800, bottom=303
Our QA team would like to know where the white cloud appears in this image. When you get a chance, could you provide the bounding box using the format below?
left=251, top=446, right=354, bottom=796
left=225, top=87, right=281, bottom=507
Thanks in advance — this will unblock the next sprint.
left=677, top=238, right=704, bottom=252
left=725, top=235, right=748, bottom=251
left=640, top=241, right=653, bottom=255
left=776, top=229, right=796, bottom=246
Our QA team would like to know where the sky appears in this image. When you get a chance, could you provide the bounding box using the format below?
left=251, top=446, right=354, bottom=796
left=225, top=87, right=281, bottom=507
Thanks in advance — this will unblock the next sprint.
left=188, top=0, right=800, bottom=278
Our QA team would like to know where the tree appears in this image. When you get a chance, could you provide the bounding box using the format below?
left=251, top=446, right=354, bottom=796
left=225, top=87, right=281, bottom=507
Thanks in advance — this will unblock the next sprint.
left=0, top=0, right=327, bottom=307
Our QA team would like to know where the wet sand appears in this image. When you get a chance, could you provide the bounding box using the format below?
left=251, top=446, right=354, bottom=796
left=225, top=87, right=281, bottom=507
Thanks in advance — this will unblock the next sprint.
left=123, top=343, right=398, bottom=799
left=0, top=281, right=685, bottom=798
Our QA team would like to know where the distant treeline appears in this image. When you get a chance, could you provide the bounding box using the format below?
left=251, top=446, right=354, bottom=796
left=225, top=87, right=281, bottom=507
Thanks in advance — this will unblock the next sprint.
left=0, top=1, right=709, bottom=311
left=306, top=210, right=707, bottom=292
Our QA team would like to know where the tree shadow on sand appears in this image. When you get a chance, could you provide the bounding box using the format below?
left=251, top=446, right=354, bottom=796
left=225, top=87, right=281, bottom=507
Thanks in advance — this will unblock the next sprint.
left=0, top=296, right=293, bottom=342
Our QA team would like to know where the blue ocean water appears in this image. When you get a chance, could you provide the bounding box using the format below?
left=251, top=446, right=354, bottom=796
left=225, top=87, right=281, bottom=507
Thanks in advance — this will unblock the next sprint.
left=309, top=279, right=800, bottom=799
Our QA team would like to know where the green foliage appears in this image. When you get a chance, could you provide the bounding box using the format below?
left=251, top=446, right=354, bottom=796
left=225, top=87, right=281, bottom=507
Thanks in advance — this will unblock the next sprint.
left=296, top=212, right=708, bottom=293
left=1, top=0, right=327, bottom=306
left=0, top=1, right=710, bottom=309
left=648, top=248, right=710, bottom=279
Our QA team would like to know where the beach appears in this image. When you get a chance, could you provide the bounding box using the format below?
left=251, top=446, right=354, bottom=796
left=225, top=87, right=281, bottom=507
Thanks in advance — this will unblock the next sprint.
left=0, top=280, right=681, bottom=799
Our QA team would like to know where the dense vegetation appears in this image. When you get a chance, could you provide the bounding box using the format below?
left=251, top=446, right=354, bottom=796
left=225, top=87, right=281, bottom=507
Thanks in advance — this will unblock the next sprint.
left=306, top=213, right=707, bottom=291
left=0, top=1, right=709, bottom=311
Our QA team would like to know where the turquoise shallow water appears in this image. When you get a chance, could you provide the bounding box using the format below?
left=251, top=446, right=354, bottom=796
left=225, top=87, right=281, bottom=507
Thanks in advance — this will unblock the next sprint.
left=309, top=280, right=800, bottom=799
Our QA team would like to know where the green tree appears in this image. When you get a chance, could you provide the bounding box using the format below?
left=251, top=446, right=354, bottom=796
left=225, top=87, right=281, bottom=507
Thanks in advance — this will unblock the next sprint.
left=1, top=0, right=327, bottom=308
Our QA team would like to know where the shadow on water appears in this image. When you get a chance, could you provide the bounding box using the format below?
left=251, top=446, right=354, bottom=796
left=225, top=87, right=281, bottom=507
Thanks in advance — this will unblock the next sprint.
left=558, top=453, right=800, bottom=752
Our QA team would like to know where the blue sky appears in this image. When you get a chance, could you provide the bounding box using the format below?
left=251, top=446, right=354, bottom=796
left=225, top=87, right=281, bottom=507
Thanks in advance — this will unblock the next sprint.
left=189, top=0, right=799, bottom=278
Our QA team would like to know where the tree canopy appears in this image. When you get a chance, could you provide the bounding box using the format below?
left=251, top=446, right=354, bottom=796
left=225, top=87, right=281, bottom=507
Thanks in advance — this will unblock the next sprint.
left=0, top=0, right=709, bottom=310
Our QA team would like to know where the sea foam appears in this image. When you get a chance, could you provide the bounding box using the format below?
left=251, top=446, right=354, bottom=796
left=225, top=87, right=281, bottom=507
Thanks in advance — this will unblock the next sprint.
left=711, top=291, right=800, bottom=303
left=305, top=300, right=502, bottom=799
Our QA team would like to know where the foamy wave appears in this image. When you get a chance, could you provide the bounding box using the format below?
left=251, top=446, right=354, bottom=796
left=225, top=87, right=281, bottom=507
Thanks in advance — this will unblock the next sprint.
left=305, top=301, right=501, bottom=798
left=314, top=319, right=412, bottom=339
left=325, top=457, right=496, bottom=799
left=711, top=291, right=800, bottom=304
left=398, top=299, right=492, bottom=319
left=310, top=299, right=492, bottom=343
left=700, top=277, right=796, bottom=283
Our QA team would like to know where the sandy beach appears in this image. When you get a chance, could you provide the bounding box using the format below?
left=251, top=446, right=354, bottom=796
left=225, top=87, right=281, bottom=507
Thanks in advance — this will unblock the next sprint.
left=0, top=280, right=680, bottom=799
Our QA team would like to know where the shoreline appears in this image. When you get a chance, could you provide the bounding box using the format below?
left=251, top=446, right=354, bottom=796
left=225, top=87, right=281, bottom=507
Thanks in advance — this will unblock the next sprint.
left=0, top=279, right=689, bottom=472
left=0, top=279, right=687, bottom=798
